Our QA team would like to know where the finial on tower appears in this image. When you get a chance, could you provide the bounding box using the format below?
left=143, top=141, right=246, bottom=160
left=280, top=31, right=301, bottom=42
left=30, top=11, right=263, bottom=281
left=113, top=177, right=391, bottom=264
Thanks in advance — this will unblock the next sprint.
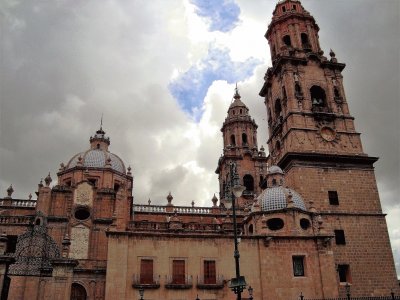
left=100, top=113, right=103, bottom=130
left=234, top=83, right=241, bottom=99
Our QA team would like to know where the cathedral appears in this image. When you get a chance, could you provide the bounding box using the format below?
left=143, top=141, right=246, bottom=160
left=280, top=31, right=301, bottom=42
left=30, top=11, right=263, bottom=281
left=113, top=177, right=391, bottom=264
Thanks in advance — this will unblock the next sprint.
left=0, top=0, right=398, bottom=299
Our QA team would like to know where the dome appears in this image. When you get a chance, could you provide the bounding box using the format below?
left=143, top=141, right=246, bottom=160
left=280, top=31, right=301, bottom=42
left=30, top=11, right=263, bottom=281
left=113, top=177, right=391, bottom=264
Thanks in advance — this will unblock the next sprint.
left=257, top=186, right=306, bottom=211
left=67, top=150, right=125, bottom=173
left=64, top=127, right=126, bottom=174
left=268, top=165, right=284, bottom=174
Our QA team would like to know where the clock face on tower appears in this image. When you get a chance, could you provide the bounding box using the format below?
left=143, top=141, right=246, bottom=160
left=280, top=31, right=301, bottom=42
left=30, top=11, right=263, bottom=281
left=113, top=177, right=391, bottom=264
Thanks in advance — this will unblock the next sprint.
left=320, top=126, right=336, bottom=142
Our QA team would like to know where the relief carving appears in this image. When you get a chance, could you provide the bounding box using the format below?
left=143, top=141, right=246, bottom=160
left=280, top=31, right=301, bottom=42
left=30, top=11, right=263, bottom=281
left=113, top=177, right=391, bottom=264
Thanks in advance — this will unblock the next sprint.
left=70, top=224, right=89, bottom=259
left=74, top=182, right=93, bottom=207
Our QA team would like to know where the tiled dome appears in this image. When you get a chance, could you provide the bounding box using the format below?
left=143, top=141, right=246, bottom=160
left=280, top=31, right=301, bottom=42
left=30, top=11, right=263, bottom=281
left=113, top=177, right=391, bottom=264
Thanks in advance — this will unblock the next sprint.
left=67, top=150, right=125, bottom=173
left=257, top=186, right=306, bottom=211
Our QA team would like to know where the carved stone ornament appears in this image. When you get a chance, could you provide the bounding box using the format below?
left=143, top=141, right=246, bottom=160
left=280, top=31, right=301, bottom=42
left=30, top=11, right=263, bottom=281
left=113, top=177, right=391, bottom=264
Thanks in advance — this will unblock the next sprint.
left=74, top=182, right=93, bottom=207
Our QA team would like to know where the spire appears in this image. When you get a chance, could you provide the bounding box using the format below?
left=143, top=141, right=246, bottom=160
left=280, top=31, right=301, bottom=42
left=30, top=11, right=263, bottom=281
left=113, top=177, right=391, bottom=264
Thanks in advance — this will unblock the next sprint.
left=234, top=83, right=240, bottom=99
left=90, top=122, right=110, bottom=150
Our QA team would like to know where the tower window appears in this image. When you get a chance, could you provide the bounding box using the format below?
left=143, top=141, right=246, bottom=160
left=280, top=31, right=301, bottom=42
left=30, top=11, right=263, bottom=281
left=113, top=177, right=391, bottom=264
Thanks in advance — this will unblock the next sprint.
left=283, top=35, right=292, bottom=47
left=249, top=224, right=254, bottom=235
left=6, top=235, right=18, bottom=254
left=310, top=86, right=326, bottom=107
left=282, top=86, right=287, bottom=99
left=275, top=99, right=282, bottom=116
left=328, top=191, right=339, bottom=205
left=240, top=109, right=242, bottom=114
left=292, top=256, right=305, bottom=277
left=282, top=6, right=286, bottom=12
left=301, top=33, right=310, bottom=49
left=292, top=5, right=296, bottom=10
left=334, top=87, right=341, bottom=98
left=276, top=141, right=281, bottom=151
left=230, top=135, right=236, bottom=146
left=338, top=264, right=351, bottom=283
left=243, top=174, right=254, bottom=192
left=242, top=133, right=248, bottom=145
left=334, top=230, right=346, bottom=245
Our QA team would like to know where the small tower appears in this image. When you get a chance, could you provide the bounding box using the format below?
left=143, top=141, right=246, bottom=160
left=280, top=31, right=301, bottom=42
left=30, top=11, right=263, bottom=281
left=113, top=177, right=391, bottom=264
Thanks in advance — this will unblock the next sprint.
left=216, top=86, right=268, bottom=208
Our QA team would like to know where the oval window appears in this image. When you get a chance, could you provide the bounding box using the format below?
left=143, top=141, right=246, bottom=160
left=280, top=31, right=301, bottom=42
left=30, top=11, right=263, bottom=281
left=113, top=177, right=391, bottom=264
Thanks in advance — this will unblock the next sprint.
left=74, top=207, right=90, bottom=221
left=266, top=218, right=284, bottom=231
left=300, top=218, right=311, bottom=230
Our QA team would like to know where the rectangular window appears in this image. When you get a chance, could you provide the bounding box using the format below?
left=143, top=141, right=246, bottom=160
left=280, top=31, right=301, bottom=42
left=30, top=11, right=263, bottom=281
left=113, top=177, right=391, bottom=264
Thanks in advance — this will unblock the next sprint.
left=6, top=235, right=18, bottom=254
left=172, top=260, right=185, bottom=284
left=140, top=259, right=154, bottom=284
left=292, top=256, right=305, bottom=277
left=328, top=191, right=339, bottom=205
left=338, top=264, right=351, bottom=282
left=334, top=230, right=346, bottom=245
left=204, top=260, right=216, bottom=284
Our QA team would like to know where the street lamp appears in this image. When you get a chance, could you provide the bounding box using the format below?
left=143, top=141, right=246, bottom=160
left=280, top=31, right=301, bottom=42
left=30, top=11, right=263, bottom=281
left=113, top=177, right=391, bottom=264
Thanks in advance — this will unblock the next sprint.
left=227, top=162, right=246, bottom=300
left=345, top=282, right=351, bottom=300
left=248, top=286, right=253, bottom=300
left=138, top=287, right=144, bottom=300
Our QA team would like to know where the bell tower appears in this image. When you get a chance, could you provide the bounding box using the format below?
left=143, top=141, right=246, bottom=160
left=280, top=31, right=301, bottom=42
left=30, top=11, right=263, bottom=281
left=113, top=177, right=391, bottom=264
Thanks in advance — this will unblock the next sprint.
left=216, top=87, right=268, bottom=208
left=260, top=0, right=363, bottom=166
left=259, top=0, right=399, bottom=296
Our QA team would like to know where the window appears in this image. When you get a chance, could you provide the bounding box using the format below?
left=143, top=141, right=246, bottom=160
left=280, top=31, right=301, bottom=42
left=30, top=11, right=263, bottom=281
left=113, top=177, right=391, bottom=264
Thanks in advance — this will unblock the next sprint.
left=292, top=256, right=305, bottom=277
left=6, top=235, right=18, bottom=254
left=282, top=86, right=287, bottom=99
left=275, top=99, right=282, bottom=116
left=267, top=218, right=284, bottom=231
left=248, top=224, right=254, bottom=235
left=88, top=178, right=97, bottom=186
left=292, top=4, right=296, bottom=10
left=140, top=259, right=154, bottom=284
left=283, top=35, right=292, bottom=47
left=282, top=6, right=286, bottom=12
left=334, top=230, right=346, bottom=245
left=310, top=86, right=327, bottom=107
left=338, top=264, right=351, bottom=283
left=230, top=135, right=236, bottom=146
left=242, top=133, right=248, bottom=145
left=204, top=260, right=216, bottom=284
left=300, top=218, right=310, bottom=230
left=334, top=87, right=341, bottom=98
left=172, top=260, right=185, bottom=284
left=243, top=175, right=254, bottom=192
left=329, top=191, right=339, bottom=205
left=301, top=33, right=310, bottom=49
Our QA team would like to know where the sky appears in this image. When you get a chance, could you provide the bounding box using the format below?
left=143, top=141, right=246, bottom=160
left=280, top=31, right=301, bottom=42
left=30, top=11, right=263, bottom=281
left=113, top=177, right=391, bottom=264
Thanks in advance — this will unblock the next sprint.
left=0, top=0, right=399, bottom=278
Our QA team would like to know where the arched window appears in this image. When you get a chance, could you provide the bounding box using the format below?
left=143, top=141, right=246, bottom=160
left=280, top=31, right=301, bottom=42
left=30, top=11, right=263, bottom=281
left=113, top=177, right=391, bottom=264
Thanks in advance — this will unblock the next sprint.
left=310, top=86, right=326, bottom=107
left=283, top=35, right=292, bottom=47
left=282, top=86, right=287, bottom=100
left=282, top=6, right=286, bottom=13
left=249, top=224, right=254, bottom=235
left=276, top=141, right=281, bottom=151
left=71, top=283, right=87, bottom=300
left=230, top=135, right=236, bottom=146
left=242, top=133, right=248, bottom=145
left=334, top=87, right=340, bottom=98
left=243, top=175, right=254, bottom=192
left=295, top=83, right=302, bottom=94
left=301, top=33, right=310, bottom=49
left=275, top=99, right=282, bottom=116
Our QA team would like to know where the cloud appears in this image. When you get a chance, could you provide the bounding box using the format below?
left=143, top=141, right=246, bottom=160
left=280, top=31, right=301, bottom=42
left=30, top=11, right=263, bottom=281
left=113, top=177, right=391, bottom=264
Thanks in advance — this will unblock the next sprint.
left=190, top=0, right=240, bottom=32
left=169, top=46, right=261, bottom=120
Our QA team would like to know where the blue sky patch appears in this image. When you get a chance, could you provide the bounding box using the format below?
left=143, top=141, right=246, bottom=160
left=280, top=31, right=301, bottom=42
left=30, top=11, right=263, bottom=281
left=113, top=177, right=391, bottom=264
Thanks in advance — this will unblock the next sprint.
left=190, top=0, right=240, bottom=32
left=169, top=47, right=261, bottom=121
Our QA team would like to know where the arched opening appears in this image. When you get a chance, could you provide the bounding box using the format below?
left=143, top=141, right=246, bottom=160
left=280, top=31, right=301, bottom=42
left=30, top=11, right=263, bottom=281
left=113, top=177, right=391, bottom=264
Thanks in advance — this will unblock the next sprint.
left=230, top=135, right=236, bottom=146
left=282, top=6, right=286, bottom=13
left=310, top=86, right=326, bottom=107
left=240, top=109, right=242, bottom=114
left=248, top=224, right=254, bottom=235
left=35, top=218, right=41, bottom=226
left=301, top=33, right=310, bottom=49
left=74, top=207, right=90, bottom=221
left=243, top=175, right=254, bottom=192
left=276, top=141, right=281, bottom=151
left=300, top=218, right=311, bottom=230
left=295, top=83, right=302, bottom=94
left=282, top=86, right=287, bottom=99
left=96, top=143, right=100, bottom=149
left=334, top=87, right=340, bottom=98
left=242, top=133, right=248, bottom=145
left=71, top=283, right=87, bottom=300
left=275, top=99, right=282, bottom=116
left=283, top=35, right=292, bottom=47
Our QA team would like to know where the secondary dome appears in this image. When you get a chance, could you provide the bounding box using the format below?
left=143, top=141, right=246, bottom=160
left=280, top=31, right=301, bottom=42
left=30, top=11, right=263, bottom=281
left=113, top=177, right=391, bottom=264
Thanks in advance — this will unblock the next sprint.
left=257, top=186, right=306, bottom=212
left=65, top=127, right=126, bottom=174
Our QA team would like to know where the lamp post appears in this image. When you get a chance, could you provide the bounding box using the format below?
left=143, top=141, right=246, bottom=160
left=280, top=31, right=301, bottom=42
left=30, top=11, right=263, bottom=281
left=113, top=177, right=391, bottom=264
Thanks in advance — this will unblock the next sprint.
left=138, top=287, right=144, bottom=300
left=226, top=162, right=246, bottom=300
left=345, top=282, right=351, bottom=300
left=248, top=286, right=253, bottom=300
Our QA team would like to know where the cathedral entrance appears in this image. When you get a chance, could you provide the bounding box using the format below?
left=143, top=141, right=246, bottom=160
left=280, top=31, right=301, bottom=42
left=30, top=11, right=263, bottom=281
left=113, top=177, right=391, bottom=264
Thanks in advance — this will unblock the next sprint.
left=71, top=283, right=87, bottom=300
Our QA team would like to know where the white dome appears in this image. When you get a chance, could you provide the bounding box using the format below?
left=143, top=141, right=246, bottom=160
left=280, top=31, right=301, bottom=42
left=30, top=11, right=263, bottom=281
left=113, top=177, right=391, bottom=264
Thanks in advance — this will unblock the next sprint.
left=257, top=186, right=306, bottom=211
left=67, top=149, right=125, bottom=173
